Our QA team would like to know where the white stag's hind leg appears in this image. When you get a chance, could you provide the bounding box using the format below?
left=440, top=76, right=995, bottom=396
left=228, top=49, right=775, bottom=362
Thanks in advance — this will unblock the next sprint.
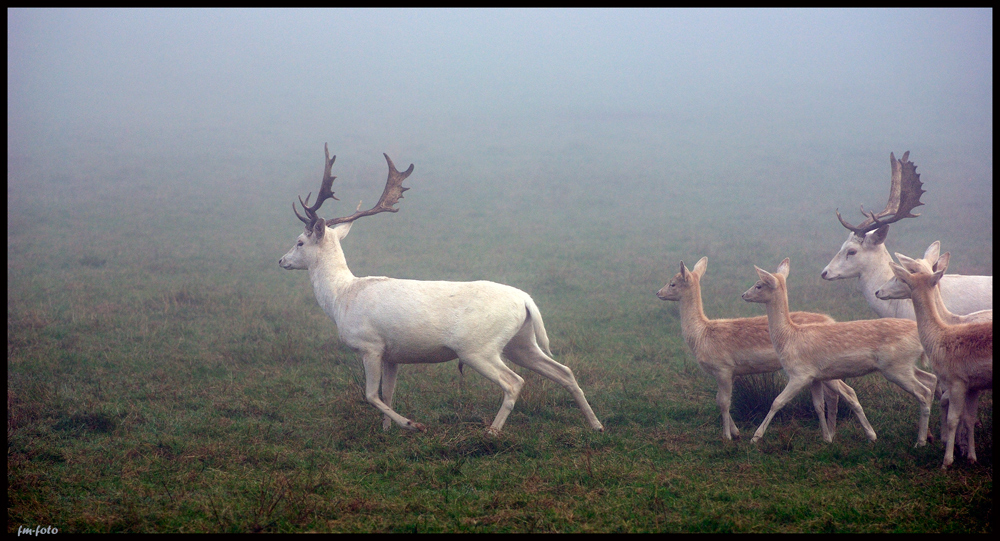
left=362, top=351, right=426, bottom=432
left=380, top=361, right=400, bottom=431
left=504, top=332, right=604, bottom=432
left=460, top=351, right=525, bottom=434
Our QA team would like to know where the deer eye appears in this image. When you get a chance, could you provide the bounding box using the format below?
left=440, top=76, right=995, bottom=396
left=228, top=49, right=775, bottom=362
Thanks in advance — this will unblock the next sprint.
left=297, top=241, right=304, bottom=247
left=846, top=249, right=857, bottom=257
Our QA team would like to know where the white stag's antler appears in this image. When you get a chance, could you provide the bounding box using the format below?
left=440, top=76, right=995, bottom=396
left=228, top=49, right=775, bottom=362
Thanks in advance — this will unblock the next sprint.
left=292, top=143, right=415, bottom=230
left=835, top=151, right=926, bottom=238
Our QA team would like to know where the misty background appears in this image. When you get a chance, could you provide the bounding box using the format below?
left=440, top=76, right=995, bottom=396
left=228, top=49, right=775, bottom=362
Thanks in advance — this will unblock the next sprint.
left=7, top=8, right=993, bottom=317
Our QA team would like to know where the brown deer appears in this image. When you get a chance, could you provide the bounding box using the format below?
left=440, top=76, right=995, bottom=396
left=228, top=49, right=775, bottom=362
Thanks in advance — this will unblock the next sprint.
left=742, top=258, right=937, bottom=446
left=875, top=242, right=992, bottom=453
left=657, top=257, right=872, bottom=441
left=885, top=253, right=992, bottom=467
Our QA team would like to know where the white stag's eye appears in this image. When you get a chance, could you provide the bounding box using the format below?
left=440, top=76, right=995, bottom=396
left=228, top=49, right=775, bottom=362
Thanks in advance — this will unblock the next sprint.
left=297, top=241, right=304, bottom=247
left=846, top=249, right=857, bottom=258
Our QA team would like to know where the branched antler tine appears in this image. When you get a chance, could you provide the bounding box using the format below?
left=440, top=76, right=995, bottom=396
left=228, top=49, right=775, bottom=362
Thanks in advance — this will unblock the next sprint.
left=837, top=151, right=925, bottom=236
left=293, top=201, right=311, bottom=225
left=325, top=153, right=415, bottom=226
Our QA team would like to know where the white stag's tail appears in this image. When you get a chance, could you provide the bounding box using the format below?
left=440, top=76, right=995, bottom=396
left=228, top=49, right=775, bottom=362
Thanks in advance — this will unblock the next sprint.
left=524, top=294, right=553, bottom=356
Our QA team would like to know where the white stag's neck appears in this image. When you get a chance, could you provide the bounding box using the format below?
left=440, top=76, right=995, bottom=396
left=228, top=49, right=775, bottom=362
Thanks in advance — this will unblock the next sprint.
left=308, top=240, right=357, bottom=317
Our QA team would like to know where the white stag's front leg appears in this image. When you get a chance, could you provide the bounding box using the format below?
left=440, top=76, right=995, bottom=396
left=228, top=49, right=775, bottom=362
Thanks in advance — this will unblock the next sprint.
left=362, top=351, right=426, bottom=432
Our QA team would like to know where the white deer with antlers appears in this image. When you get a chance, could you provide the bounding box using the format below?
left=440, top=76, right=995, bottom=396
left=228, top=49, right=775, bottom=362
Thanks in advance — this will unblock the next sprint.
left=881, top=253, right=992, bottom=468
left=820, top=152, right=992, bottom=319
left=279, top=144, right=604, bottom=434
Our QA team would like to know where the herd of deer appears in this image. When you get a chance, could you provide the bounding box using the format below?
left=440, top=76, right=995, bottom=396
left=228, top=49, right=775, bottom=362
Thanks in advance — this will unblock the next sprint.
left=279, top=146, right=991, bottom=469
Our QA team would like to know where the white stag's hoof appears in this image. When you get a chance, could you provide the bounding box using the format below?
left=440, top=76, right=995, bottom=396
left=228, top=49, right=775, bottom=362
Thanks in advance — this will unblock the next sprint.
left=405, top=421, right=427, bottom=432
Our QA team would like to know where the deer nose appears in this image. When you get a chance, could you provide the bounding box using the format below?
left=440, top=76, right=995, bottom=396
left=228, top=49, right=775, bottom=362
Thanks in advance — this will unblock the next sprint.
left=820, top=270, right=828, bottom=279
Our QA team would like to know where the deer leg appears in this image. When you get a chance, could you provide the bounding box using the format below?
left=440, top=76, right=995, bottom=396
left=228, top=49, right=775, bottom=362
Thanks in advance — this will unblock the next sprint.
left=913, top=366, right=938, bottom=443
left=942, top=381, right=969, bottom=468
left=882, top=368, right=935, bottom=447
left=828, top=380, right=877, bottom=441
left=460, top=351, right=525, bottom=434
left=962, top=390, right=981, bottom=463
left=751, top=375, right=812, bottom=443
left=715, top=374, right=738, bottom=440
left=938, top=382, right=951, bottom=444
left=821, top=380, right=841, bottom=437
left=380, top=361, right=400, bottom=431
left=361, top=351, right=425, bottom=432
left=504, top=330, right=604, bottom=432
left=810, top=381, right=833, bottom=442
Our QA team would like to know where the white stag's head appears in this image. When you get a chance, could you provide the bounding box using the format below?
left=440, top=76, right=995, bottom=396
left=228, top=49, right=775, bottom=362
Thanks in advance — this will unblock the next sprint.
left=821, top=151, right=925, bottom=281
left=279, top=144, right=413, bottom=271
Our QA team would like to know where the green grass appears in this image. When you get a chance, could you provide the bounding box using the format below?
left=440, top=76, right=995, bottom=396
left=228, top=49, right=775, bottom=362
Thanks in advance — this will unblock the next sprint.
left=7, top=139, right=992, bottom=533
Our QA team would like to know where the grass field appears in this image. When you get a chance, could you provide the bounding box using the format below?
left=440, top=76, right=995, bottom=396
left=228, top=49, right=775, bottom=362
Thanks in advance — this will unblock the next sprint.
left=7, top=133, right=992, bottom=532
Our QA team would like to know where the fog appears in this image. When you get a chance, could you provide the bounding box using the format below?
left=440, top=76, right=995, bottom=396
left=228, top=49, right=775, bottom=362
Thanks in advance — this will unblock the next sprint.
left=7, top=8, right=993, bottom=283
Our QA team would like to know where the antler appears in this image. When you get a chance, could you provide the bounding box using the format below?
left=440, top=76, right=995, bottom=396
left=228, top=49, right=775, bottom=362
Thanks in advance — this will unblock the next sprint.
left=835, top=151, right=926, bottom=237
left=293, top=143, right=340, bottom=227
left=325, top=153, right=414, bottom=226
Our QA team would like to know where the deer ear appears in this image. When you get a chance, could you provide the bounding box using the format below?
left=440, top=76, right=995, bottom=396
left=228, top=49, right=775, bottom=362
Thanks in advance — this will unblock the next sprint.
left=934, top=252, right=950, bottom=274
left=776, top=258, right=790, bottom=278
left=888, top=262, right=911, bottom=284
left=867, top=225, right=890, bottom=246
left=930, top=266, right=946, bottom=287
left=692, top=257, right=708, bottom=278
left=923, top=241, right=941, bottom=265
left=894, top=252, right=921, bottom=273
left=679, top=261, right=688, bottom=279
left=755, top=266, right=778, bottom=289
left=312, top=219, right=326, bottom=240
left=332, top=220, right=353, bottom=240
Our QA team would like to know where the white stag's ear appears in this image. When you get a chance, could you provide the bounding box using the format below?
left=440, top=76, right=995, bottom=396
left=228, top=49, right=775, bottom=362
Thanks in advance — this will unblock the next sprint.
left=312, top=219, right=327, bottom=240
left=692, top=257, right=708, bottom=279
left=933, top=252, right=950, bottom=274
left=866, top=225, right=890, bottom=247
left=332, top=220, right=353, bottom=240
left=776, top=258, right=790, bottom=278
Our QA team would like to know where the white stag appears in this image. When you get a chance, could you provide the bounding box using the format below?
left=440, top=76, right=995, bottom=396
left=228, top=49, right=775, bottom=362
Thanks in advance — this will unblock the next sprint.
left=742, top=259, right=937, bottom=446
left=279, top=145, right=604, bottom=434
left=883, top=254, right=992, bottom=468
left=820, top=152, right=992, bottom=318
left=657, top=257, right=870, bottom=441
